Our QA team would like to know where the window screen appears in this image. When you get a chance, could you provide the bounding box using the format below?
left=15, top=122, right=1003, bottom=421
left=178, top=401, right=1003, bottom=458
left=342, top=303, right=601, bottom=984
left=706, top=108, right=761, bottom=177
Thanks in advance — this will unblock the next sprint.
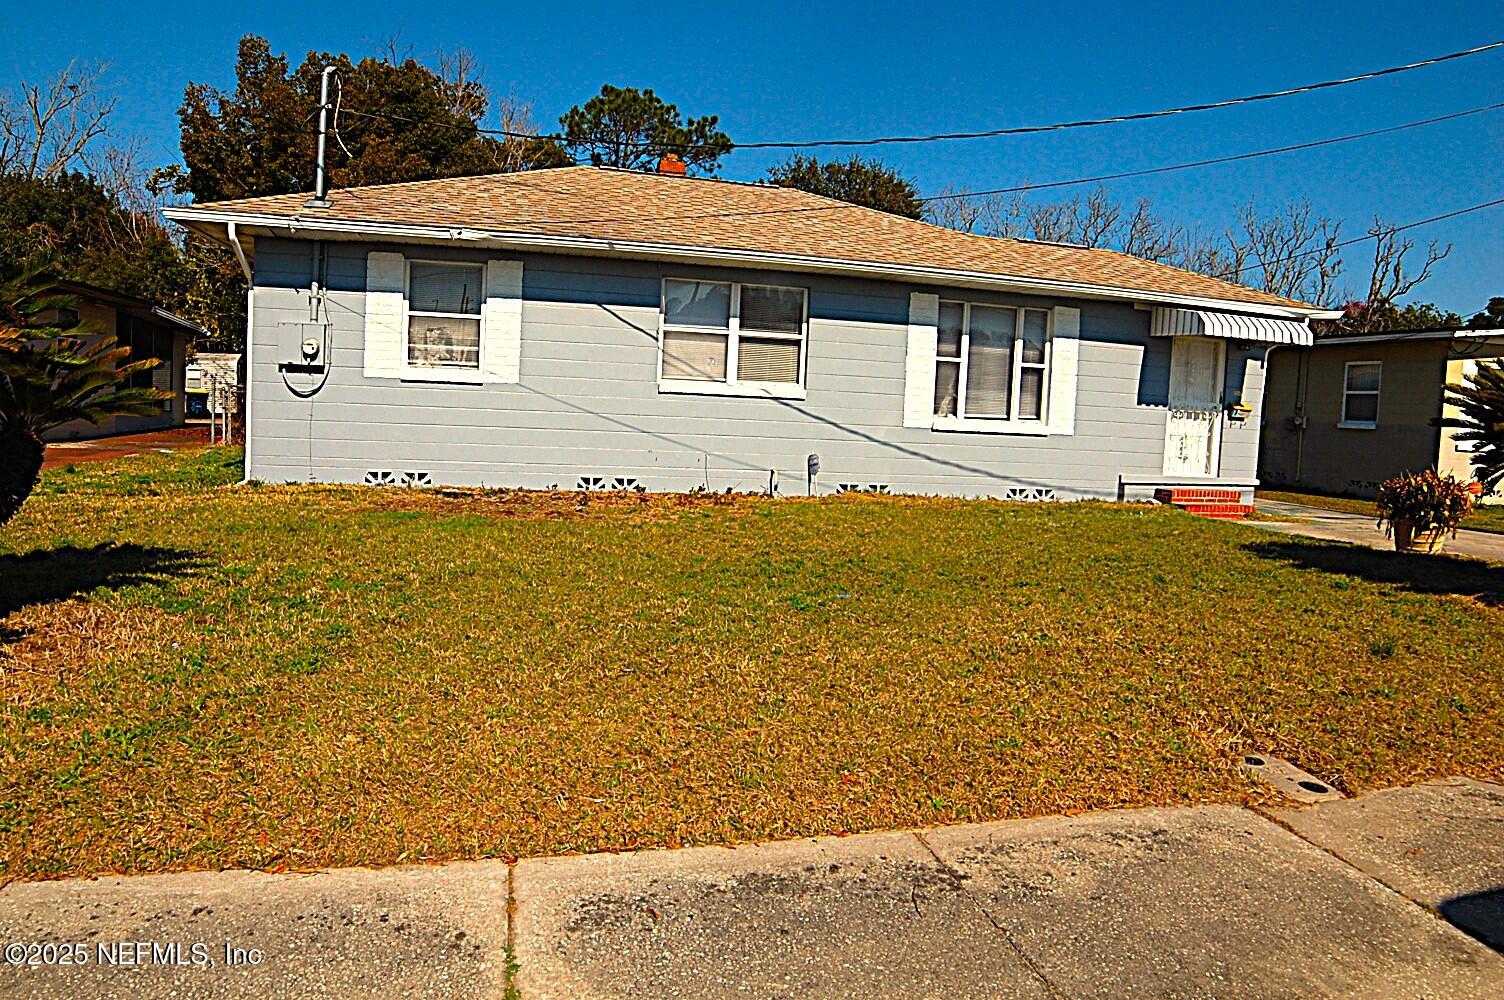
left=1343, top=362, right=1381, bottom=425
left=664, top=280, right=731, bottom=329
left=964, top=305, right=1016, bottom=417
left=408, top=315, right=481, bottom=368
left=662, top=329, right=729, bottom=381
left=660, top=280, right=804, bottom=388
left=938, top=302, right=964, bottom=358
left=737, top=337, right=800, bottom=383
left=741, top=285, right=803, bottom=333
left=409, top=263, right=482, bottom=316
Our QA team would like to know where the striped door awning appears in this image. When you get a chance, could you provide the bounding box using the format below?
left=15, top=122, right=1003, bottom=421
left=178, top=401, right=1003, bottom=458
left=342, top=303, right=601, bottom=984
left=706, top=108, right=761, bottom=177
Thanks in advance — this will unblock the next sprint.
left=1151, top=307, right=1312, bottom=346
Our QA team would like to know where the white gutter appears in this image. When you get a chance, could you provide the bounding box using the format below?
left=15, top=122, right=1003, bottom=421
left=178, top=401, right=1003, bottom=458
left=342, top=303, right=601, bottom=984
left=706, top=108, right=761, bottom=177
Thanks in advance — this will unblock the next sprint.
left=169, top=207, right=1337, bottom=322
left=151, top=307, right=209, bottom=337
left=226, top=220, right=253, bottom=283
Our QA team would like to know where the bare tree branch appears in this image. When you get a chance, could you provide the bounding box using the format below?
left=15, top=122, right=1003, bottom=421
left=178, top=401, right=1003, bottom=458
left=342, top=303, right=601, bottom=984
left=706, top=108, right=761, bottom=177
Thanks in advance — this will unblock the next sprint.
left=0, top=61, right=116, bottom=179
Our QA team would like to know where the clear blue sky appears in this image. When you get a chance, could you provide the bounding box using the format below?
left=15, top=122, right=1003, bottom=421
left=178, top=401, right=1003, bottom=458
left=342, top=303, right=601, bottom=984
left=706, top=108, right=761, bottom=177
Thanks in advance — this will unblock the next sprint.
left=5, top=1, right=1502, bottom=311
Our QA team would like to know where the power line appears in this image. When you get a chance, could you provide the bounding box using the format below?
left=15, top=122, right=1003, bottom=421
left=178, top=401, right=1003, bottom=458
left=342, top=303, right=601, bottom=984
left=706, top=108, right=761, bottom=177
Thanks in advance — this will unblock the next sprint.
left=338, top=39, right=1504, bottom=151
left=465, top=100, right=1504, bottom=229
left=925, top=101, right=1504, bottom=200
left=728, top=40, right=1504, bottom=150
left=1224, top=195, right=1504, bottom=279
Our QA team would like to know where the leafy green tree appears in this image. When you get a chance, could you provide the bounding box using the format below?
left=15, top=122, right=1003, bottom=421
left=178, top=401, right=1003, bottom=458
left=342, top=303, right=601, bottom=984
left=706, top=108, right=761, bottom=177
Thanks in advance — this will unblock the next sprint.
left=1442, top=362, right=1504, bottom=492
left=1330, top=299, right=1464, bottom=334
left=767, top=155, right=923, bottom=218
left=0, top=172, right=189, bottom=309
left=171, top=36, right=569, bottom=347
left=0, top=269, right=170, bottom=525
left=559, top=85, right=731, bottom=173
left=1467, top=297, right=1504, bottom=329
left=177, top=35, right=563, bottom=203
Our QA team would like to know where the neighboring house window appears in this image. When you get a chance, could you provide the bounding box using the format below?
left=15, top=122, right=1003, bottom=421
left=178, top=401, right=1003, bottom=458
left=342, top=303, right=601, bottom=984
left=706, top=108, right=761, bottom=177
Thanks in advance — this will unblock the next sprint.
left=1341, top=361, right=1381, bottom=428
left=122, top=316, right=173, bottom=411
left=660, top=278, right=807, bottom=389
left=407, top=261, right=483, bottom=369
left=933, top=300, right=1051, bottom=420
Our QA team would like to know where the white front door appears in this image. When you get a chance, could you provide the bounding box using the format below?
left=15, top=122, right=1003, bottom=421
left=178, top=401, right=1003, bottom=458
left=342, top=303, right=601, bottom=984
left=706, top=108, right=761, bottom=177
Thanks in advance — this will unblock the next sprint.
left=1163, top=336, right=1225, bottom=477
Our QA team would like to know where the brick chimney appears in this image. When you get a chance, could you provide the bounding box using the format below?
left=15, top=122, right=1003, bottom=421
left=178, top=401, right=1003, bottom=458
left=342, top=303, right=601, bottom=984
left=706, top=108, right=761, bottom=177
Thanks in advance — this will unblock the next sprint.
left=656, top=153, right=687, bottom=176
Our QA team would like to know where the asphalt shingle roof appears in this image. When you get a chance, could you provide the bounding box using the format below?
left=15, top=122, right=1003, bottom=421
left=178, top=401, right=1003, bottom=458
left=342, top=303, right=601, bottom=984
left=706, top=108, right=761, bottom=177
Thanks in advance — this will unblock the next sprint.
left=183, top=166, right=1316, bottom=312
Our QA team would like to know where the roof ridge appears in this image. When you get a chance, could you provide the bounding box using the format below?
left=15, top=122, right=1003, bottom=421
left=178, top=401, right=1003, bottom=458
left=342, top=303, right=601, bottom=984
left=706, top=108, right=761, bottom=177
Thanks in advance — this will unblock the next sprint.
left=196, top=164, right=595, bottom=208
left=593, top=166, right=788, bottom=191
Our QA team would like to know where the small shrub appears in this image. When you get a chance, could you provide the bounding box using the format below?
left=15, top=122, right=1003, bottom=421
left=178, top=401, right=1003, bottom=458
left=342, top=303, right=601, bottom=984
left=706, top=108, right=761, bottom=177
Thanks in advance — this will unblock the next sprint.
left=1375, top=470, right=1476, bottom=538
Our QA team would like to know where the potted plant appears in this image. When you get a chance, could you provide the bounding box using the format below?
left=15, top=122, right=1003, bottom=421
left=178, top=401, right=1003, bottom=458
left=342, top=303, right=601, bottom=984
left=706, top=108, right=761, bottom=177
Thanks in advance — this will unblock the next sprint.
left=1375, top=470, right=1476, bottom=554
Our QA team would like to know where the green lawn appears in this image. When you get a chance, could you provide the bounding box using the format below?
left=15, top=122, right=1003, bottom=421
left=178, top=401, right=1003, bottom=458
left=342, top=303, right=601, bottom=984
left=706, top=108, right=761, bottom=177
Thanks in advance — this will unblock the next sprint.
left=1257, top=488, right=1504, bottom=535
left=3, top=447, right=1502, bottom=880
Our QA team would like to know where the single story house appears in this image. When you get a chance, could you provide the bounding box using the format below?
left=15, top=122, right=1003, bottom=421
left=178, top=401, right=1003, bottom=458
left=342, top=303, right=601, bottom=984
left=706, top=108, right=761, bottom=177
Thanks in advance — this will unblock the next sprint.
left=164, top=164, right=1333, bottom=500
left=43, top=281, right=202, bottom=441
left=1259, top=327, right=1504, bottom=502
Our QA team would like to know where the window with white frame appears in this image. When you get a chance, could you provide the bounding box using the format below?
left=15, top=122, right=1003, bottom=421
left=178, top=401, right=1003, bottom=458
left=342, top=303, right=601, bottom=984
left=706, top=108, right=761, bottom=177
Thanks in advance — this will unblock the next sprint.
left=1341, top=361, right=1381, bottom=428
left=407, top=261, right=483, bottom=369
left=660, top=278, right=806, bottom=387
left=933, top=301, right=1051, bottom=420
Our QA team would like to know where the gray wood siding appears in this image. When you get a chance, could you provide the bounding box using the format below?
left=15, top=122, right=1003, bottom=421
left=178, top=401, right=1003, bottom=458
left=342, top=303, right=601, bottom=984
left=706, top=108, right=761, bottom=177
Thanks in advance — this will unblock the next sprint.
left=247, top=238, right=1263, bottom=498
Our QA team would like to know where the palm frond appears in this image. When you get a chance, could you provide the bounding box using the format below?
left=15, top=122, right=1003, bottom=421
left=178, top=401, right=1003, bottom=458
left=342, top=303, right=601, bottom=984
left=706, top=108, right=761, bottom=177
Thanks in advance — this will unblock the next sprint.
left=0, top=270, right=175, bottom=437
left=1441, top=360, right=1504, bottom=490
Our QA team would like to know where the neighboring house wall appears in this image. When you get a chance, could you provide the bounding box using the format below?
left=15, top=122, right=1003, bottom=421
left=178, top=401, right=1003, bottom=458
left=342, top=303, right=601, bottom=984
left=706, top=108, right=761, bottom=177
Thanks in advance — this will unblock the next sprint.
left=1439, top=353, right=1504, bottom=503
left=45, top=301, right=187, bottom=441
left=1438, top=356, right=1477, bottom=487
left=247, top=238, right=1268, bottom=499
left=1259, top=340, right=1449, bottom=497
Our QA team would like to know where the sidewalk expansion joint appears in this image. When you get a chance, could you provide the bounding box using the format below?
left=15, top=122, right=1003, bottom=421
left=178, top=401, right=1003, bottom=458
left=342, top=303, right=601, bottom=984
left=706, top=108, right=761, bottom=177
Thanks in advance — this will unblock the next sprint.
left=911, top=830, right=1065, bottom=1000
left=1244, top=804, right=1470, bottom=942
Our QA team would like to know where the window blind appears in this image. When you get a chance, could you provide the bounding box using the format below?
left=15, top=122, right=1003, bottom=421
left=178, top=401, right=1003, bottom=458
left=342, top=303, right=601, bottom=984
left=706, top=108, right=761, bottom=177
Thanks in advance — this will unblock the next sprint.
left=409, top=263, right=482, bottom=316
left=965, top=305, right=1016, bottom=417
left=736, top=336, right=800, bottom=383
left=662, top=329, right=729, bottom=381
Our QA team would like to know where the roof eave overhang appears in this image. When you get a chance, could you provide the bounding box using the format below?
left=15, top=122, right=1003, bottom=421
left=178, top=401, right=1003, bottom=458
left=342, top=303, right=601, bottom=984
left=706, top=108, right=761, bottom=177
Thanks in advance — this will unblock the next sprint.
left=165, top=208, right=1335, bottom=321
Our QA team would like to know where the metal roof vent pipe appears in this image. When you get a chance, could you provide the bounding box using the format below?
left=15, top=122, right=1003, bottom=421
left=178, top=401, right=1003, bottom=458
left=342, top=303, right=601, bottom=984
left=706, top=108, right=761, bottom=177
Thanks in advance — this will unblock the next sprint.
left=656, top=153, right=687, bottom=176
left=306, top=65, right=337, bottom=208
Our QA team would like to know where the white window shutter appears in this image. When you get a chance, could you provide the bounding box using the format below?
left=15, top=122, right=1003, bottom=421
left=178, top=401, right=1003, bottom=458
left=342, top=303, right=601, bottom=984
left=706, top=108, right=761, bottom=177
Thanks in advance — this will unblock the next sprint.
left=481, top=260, right=524, bottom=383
left=364, top=252, right=406, bottom=378
left=903, top=292, right=940, bottom=428
left=1048, top=305, right=1080, bottom=434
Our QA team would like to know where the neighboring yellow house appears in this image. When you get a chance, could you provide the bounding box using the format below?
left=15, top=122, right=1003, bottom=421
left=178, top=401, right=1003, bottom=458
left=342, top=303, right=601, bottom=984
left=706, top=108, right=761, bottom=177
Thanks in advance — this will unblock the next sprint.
left=41, top=282, right=205, bottom=441
left=1259, top=326, right=1504, bottom=503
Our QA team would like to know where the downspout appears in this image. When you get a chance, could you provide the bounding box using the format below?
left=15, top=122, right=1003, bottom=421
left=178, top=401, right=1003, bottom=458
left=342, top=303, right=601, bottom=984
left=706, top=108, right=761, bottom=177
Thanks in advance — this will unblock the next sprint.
left=1294, top=346, right=1310, bottom=484
left=228, top=221, right=254, bottom=484
left=227, top=220, right=253, bottom=284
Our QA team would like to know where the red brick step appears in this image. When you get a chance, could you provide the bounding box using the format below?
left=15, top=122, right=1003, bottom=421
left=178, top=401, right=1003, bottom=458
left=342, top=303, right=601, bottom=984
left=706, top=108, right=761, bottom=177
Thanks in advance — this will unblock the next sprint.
left=1174, top=503, right=1255, bottom=519
left=1153, top=487, right=1244, bottom=504
left=1153, top=486, right=1254, bottom=521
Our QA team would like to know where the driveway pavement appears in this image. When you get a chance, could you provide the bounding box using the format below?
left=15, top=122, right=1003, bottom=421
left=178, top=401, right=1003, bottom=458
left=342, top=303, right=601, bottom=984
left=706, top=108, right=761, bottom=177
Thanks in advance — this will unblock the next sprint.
left=40, top=426, right=212, bottom=471
left=1251, top=499, right=1504, bottom=563
left=3, top=779, right=1501, bottom=998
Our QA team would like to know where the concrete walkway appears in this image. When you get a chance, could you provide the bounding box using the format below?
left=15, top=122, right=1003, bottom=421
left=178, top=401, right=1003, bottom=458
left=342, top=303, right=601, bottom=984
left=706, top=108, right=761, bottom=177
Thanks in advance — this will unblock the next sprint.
left=1251, top=499, right=1504, bottom=563
left=2, top=780, right=1501, bottom=998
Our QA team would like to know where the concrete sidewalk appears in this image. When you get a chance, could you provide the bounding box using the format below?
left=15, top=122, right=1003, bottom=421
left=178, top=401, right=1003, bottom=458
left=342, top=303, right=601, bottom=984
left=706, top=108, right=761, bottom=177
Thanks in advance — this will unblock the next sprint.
left=1250, top=499, right=1504, bottom=563
left=2, top=779, right=1501, bottom=998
